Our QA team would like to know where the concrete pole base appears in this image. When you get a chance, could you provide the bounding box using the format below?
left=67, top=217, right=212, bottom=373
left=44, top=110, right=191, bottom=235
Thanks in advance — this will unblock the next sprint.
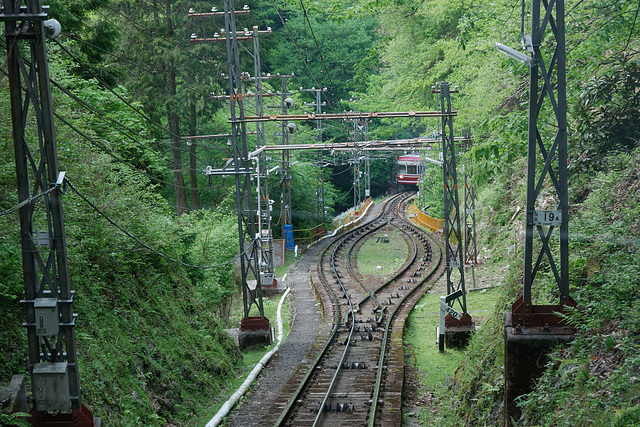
left=504, top=311, right=575, bottom=425
left=445, top=313, right=475, bottom=349
left=238, top=316, right=273, bottom=349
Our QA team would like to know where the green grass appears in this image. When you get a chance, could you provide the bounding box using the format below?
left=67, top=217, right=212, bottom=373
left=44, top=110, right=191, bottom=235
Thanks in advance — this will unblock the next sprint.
left=404, top=286, right=502, bottom=403
left=196, top=292, right=292, bottom=425
left=275, top=250, right=298, bottom=278
left=357, top=230, right=409, bottom=276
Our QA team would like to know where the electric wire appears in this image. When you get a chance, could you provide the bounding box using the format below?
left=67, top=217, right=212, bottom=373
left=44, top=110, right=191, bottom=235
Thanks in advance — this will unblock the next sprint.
left=66, top=178, right=251, bottom=270
left=298, top=0, right=338, bottom=96
left=61, top=32, right=216, bottom=100
left=49, top=41, right=218, bottom=175
left=266, top=0, right=339, bottom=114
left=53, top=106, right=227, bottom=192
left=0, top=186, right=57, bottom=217
left=624, top=0, right=640, bottom=51
left=0, top=58, right=231, bottom=192
left=55, top=115, right=232, bottom=192
left=55, top=40, right=175, bottom=139
left=99, top=2, right=227, bottom=73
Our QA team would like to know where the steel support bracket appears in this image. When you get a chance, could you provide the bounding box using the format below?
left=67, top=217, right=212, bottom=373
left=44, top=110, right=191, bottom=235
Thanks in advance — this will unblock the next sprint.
left=510, top=295, right=577, bottom=330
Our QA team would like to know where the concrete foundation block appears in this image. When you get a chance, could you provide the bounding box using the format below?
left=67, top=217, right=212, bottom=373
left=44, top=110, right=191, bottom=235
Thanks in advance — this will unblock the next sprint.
left=0, top=375, right=27, bottom=414
left=238, top=317, right=273, bottom=349
left=504, top=312, right=574, bottom=425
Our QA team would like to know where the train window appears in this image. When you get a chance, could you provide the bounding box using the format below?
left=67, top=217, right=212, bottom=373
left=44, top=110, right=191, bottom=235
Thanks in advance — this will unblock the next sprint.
left=398, top=164, right=407, bottom=174
left=407, top=165, right=418, bottom=175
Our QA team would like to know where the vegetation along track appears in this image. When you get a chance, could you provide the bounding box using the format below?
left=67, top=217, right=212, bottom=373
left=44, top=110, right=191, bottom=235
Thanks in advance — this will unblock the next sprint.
left=273, top=193, right=445, bottom=427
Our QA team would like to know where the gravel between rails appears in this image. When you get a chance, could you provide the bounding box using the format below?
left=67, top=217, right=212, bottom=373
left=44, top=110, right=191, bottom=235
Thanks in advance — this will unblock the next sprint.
left=226, top=202, right=388, bottom=426
left=226, top=240, right=329, bottom=427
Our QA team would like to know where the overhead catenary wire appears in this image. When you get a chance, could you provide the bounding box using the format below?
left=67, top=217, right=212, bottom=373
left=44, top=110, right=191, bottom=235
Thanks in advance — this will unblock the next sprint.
left=61, top=32, right=217, bottom=100
left=44, top=42, right=218, bottom=175
left=0, top=186, right=57, bottom=217
left=99, top=2, right=227, bottom=73
left=55, top=41, right=179, bottom=140
left=66, top=178, right=250, bottom=269
left=266, top=0, right=339, bottom=115
left=0, top=50, right=223, bottom=193
left=298, top=0, right=337, bottom=96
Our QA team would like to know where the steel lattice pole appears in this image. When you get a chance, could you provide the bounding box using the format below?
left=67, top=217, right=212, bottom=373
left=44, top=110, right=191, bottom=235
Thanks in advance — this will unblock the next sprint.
left=522, top=0, right=569, bottom=303
left=2, top=1, right=96, bottom=419
left=440, top=82, right=467, bottom=313
left=224, top=0, right=264, bottom=319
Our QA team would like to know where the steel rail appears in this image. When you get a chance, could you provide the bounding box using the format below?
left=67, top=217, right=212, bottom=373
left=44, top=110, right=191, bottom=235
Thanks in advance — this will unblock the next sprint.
left=368, top=194, right=443, bottom=425
left=313, top=195, right=404, bottom=425
left=312, top=237, right=359, bottom=427
left=272, top=194, right=403, bottom=427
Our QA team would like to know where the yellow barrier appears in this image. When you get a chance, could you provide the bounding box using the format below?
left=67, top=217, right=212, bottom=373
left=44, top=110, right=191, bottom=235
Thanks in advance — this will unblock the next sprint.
left=407, top=204, right=444, bottom=232
left=292, top=223, right=327, bottom=246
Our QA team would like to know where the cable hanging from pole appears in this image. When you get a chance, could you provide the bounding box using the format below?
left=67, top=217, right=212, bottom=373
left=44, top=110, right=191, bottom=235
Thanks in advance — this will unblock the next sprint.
left=66, top=178, right=250, bottom=270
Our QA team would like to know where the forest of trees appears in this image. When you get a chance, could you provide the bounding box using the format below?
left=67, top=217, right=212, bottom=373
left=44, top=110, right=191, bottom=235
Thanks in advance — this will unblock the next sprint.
left=1, top=0, right=639, bottom=425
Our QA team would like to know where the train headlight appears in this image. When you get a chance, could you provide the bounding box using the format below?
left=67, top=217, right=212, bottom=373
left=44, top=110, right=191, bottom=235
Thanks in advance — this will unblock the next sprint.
left=399, top=174, right=404, bottom=179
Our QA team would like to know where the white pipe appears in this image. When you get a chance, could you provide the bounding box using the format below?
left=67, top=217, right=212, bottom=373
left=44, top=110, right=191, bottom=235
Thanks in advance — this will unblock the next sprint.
left=309, top=200, right=375, bottom=247
left=205, top=286, right=291, bottom=427
left=248, top=145, right=268, bottom=158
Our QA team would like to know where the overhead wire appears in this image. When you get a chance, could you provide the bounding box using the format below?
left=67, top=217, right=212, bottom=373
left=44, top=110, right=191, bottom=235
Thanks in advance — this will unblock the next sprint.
left=99, top=2, right=227, bottom=73
left=61, top=32, right=216, bottom=100
left=66, top=178, right=250, bottom=270
left=0, top=49, right=230, bottom=192
left=0, top=186, right=57, bottom=217
left=55, top=112, right=230, bottom=192
left=298, top=0, right=338, bottom=96
left=266, top=0, right=338, bottom=113
left=52, top=40, right=218, bottom=175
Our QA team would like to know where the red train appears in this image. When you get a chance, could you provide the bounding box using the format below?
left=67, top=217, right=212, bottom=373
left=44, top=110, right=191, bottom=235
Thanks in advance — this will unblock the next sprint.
left=397, top=153, right=422, bottom=186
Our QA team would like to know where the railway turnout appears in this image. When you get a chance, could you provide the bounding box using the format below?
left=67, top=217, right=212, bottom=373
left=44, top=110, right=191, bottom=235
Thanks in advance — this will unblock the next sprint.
left=230, top=193, right=445, bottom=426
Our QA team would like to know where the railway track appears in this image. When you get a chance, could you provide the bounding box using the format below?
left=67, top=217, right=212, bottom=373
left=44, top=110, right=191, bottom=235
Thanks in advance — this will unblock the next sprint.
left=267, top=193, right=445, bottom=426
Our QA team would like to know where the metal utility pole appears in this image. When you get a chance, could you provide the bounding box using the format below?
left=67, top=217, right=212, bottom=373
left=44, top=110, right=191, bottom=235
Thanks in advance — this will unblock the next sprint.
left=499, top=0, right=574, bottom=421
left=221, top=0, right=268, bottom=342
left=301, top=87, right=327, bottom=226
left=314, top=150, right=327, bottom=226
left=364, top=120, right=371, bottom=198
left=352, top=152, right=361, bottom=207
left=279, top=75, right=294, bottom=247
left=223, top=0, right=265, bottom=323
left=462, top=131, right=477, bottom=266
left=1, top=1, right=96, bottom=423
left=436, top=81, right=473, bottom=350
left=189, top=2, right=273, bottom=346
left=520, top=0, right=571, bottom=308
left=252, top=26, right=276, bottom=288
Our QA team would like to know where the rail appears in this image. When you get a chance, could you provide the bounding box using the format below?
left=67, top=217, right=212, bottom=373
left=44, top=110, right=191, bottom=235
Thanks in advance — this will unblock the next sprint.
left=407, top=204, right=444, bottom=232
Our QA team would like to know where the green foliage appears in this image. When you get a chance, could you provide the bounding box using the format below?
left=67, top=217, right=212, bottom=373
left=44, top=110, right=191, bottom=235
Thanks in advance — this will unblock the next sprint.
left=0, top=41, right=245, bottom=425
left=571, top=55, right=640, bottom=175
left=516, top=147, right=640, bottom=426
left=0, top=413, right=31, bottom=427
left=267, top=12, right=380, bottom=104
left=417, top=161, right=444, bottom=217
left=357, top=230, right=408, bottom=275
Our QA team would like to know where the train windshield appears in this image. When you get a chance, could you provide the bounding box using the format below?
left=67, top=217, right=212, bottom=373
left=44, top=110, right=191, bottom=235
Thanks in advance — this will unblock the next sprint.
left=407, top=165, right=418, bottom=175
